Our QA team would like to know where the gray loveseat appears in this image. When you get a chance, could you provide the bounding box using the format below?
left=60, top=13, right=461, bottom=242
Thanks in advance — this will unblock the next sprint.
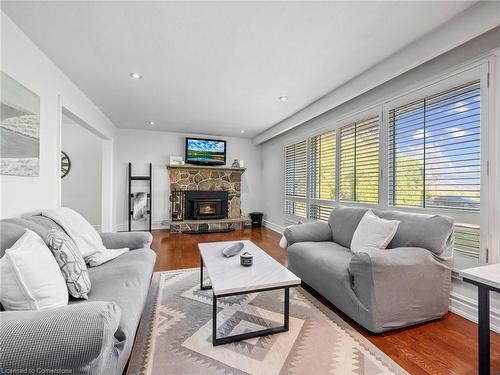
left=284, top=205, right=454, bottom=333
left=0, top=215, right=156, bottom=374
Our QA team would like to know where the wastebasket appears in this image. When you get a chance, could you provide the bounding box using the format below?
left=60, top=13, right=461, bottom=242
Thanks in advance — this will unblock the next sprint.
left=249, top=212, right=264, bottom=228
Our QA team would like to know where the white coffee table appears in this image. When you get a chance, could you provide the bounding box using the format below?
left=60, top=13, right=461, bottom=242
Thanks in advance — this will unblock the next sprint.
left=198, top=240, right=301, bottom=346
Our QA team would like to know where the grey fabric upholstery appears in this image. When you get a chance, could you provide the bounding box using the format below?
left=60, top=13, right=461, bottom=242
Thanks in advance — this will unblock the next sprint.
left=373, top=209, right=454, bottom=259
left=0, top=216, right=156, bottom=374
left=328, top=205, right=367, bottom=248
left=100, top=231, right=153, bottom=250
left=283, top=221, right=332, bottom=246
left=349, top=247, right=451, bottom=331
left=287, top=207, right=453, bottom=333
left=1, top=218, right=51, bottom=257
left=0, top=301, right=121, bottom=374
left=72, top=248, right=156, bottom=373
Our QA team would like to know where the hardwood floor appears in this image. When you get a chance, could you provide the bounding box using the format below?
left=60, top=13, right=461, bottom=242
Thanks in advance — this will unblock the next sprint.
left=150, top=227, right=500, bottom=375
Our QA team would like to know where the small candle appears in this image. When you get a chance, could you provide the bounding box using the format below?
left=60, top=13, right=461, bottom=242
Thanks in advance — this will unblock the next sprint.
left=240, top=252, right=253, bottom=267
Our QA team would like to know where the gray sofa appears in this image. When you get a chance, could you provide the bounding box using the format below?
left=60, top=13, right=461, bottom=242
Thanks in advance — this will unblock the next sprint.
left=284, top=205, right=454, bottom=333
left=0, top=215, right=156, bottom=374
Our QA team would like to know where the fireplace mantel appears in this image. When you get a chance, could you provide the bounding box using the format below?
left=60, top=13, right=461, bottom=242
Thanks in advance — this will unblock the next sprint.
left=167, top=164, right=246, bottom=173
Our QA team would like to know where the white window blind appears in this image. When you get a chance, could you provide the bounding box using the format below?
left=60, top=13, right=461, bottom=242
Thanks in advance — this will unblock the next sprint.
left=285, top=200, right=307, bottom=218
left=389, top=81, right=481, bottom=210
left=309, top=204, right=334, bottom=222
left=285, top=140, right=307, bottom=216
left=285, top=140, right=307, bottom=198
left=309, top=131, right=336, bottom=200
left=340, top=116, right=379, bottom=203
left=454, top=223, right=480, bottom=258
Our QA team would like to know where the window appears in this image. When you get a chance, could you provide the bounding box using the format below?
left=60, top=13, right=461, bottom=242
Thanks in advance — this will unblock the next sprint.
left=285, top=200, right=307, bottom=218
left=454, top=223, right=480, bottom=258
left=309, top=131, right=336, bottom=200
left=309, top=204, right=333, bottom=222
left=389, top=81, right=480, bottom=210
left=339, top=116, right=380, bottom=203
left=284, top=140, right=307, bottom=216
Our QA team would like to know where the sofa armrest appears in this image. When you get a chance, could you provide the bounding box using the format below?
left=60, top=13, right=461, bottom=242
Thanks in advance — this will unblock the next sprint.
left=283, top=221, right=332, bottom=247
left=100, top=231, right=153, bottom=250
left=0, top=301, right=121, bottom=373
left=348, top=247, right=451, bottom=332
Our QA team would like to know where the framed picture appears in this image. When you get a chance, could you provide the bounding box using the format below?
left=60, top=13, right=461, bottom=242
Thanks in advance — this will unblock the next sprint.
left=0, top=72, right=40, bottom=177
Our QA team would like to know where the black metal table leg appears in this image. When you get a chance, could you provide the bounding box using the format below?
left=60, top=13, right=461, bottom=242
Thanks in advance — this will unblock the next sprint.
left=478, top=286, right=490, bottom=375
left=212, top=286, right=292, bottom=346
left=284, top=287, right=289, bottom=330
left=212, top=293, right=218, bottom=346
left=200, top=255, right=212, bottom=290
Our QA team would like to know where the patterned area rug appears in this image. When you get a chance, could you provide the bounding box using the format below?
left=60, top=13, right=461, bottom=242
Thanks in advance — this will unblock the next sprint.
left=127, top=269, right=408, bottom=375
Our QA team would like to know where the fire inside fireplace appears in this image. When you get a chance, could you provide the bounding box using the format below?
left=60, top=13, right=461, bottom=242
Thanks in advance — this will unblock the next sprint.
left=199, top=202, right=216, bottom=215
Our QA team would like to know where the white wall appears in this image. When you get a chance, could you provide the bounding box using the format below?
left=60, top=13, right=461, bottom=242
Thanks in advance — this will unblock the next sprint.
left=61, top=116, right=102, bottom=227
left=0, top=12, right=116, bottom=222
left=114, top=129, right=262, bottom=230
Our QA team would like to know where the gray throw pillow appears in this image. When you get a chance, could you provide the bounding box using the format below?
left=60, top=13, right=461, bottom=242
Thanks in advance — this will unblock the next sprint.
left=46, top=228, right=91, bottom=299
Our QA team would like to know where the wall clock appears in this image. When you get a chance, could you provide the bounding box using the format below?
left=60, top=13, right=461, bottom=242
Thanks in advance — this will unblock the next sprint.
left=61, top=151, right=71, bottom=178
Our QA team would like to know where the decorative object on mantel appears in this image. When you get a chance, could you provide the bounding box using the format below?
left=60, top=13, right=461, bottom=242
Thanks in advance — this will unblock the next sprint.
left=128, top=162, right=152, bottom=232
left=169, top=155, right=184, bottom=165
left=61, top=151, right=71, bottom=178
left=231, top=159, right=240, bottom=168
left=0, top=72, right=41, bottom=177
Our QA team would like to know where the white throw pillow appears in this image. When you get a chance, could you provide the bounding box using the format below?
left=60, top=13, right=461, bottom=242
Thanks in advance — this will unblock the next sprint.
left=0, top=229, right=68, bottom=311
left=350, top=210, right=400, bottom=253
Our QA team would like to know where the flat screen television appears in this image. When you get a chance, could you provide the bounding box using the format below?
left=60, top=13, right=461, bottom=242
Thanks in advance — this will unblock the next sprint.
left=185, top=137, right=226, bottom=165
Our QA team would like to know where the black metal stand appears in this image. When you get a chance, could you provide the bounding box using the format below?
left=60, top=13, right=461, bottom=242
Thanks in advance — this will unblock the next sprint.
left=200, top=256, right=291, bottom=346
left=128, top=162, right=152, bottom=232
left=463, top=277, right=500, bottom=375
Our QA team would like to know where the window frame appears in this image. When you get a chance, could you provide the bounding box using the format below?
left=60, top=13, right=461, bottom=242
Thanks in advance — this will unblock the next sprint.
left=281, top=58, right=494, bottom=267
left=382, top=64, right=490, bottom=268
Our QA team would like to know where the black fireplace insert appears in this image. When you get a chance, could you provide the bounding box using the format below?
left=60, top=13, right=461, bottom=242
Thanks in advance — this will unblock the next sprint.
left=184, top=190, right=228, bottom=220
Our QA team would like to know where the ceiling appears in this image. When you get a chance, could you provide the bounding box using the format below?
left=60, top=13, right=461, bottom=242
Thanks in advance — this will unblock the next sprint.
left=2, top=1, right=475, bottom=138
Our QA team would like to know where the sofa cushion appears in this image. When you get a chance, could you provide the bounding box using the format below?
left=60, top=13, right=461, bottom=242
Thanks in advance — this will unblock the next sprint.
left=0, top=229, right=68, bottom=311
left=373, top=209, right=454, bottom=258
left=71, top=248, right=156, bottom=353
left=350, top=210, right=399, bottom=253
left=46, top=228, right=91, bottom=299
left=328, top=205, right=368, bottom=248
left=288, top=241, right=353, bottom=284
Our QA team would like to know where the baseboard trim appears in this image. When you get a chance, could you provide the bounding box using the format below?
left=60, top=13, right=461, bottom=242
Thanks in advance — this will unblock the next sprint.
left=263, top=220, right=285, bottom=234
left=114, top=221, right=170, bottom=232
left=449, top=291, right=500, bottom=334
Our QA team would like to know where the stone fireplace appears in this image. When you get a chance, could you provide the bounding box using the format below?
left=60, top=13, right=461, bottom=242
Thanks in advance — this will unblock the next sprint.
left=167, top=165, right=245, bottom=219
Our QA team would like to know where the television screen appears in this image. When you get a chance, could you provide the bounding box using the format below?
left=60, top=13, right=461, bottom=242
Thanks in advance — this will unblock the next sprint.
left=185, top=137, right=226, bottom=165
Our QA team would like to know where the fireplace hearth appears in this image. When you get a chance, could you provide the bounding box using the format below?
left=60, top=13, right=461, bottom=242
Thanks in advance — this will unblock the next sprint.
left=184, top=190, right=228, bottom=220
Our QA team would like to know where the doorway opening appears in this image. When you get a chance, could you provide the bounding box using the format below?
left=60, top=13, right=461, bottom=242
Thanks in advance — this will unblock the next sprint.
left=60, top=108, right=103, bottom=229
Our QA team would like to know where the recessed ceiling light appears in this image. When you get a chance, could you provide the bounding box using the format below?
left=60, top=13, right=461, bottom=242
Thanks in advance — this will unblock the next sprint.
left=148, top=121, right=155, bottom=125
left=279, top=96, right=288, bottom=101
left=130, top=72, right=143, bottom=80
left=240, top=130, right=245, bottom=134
